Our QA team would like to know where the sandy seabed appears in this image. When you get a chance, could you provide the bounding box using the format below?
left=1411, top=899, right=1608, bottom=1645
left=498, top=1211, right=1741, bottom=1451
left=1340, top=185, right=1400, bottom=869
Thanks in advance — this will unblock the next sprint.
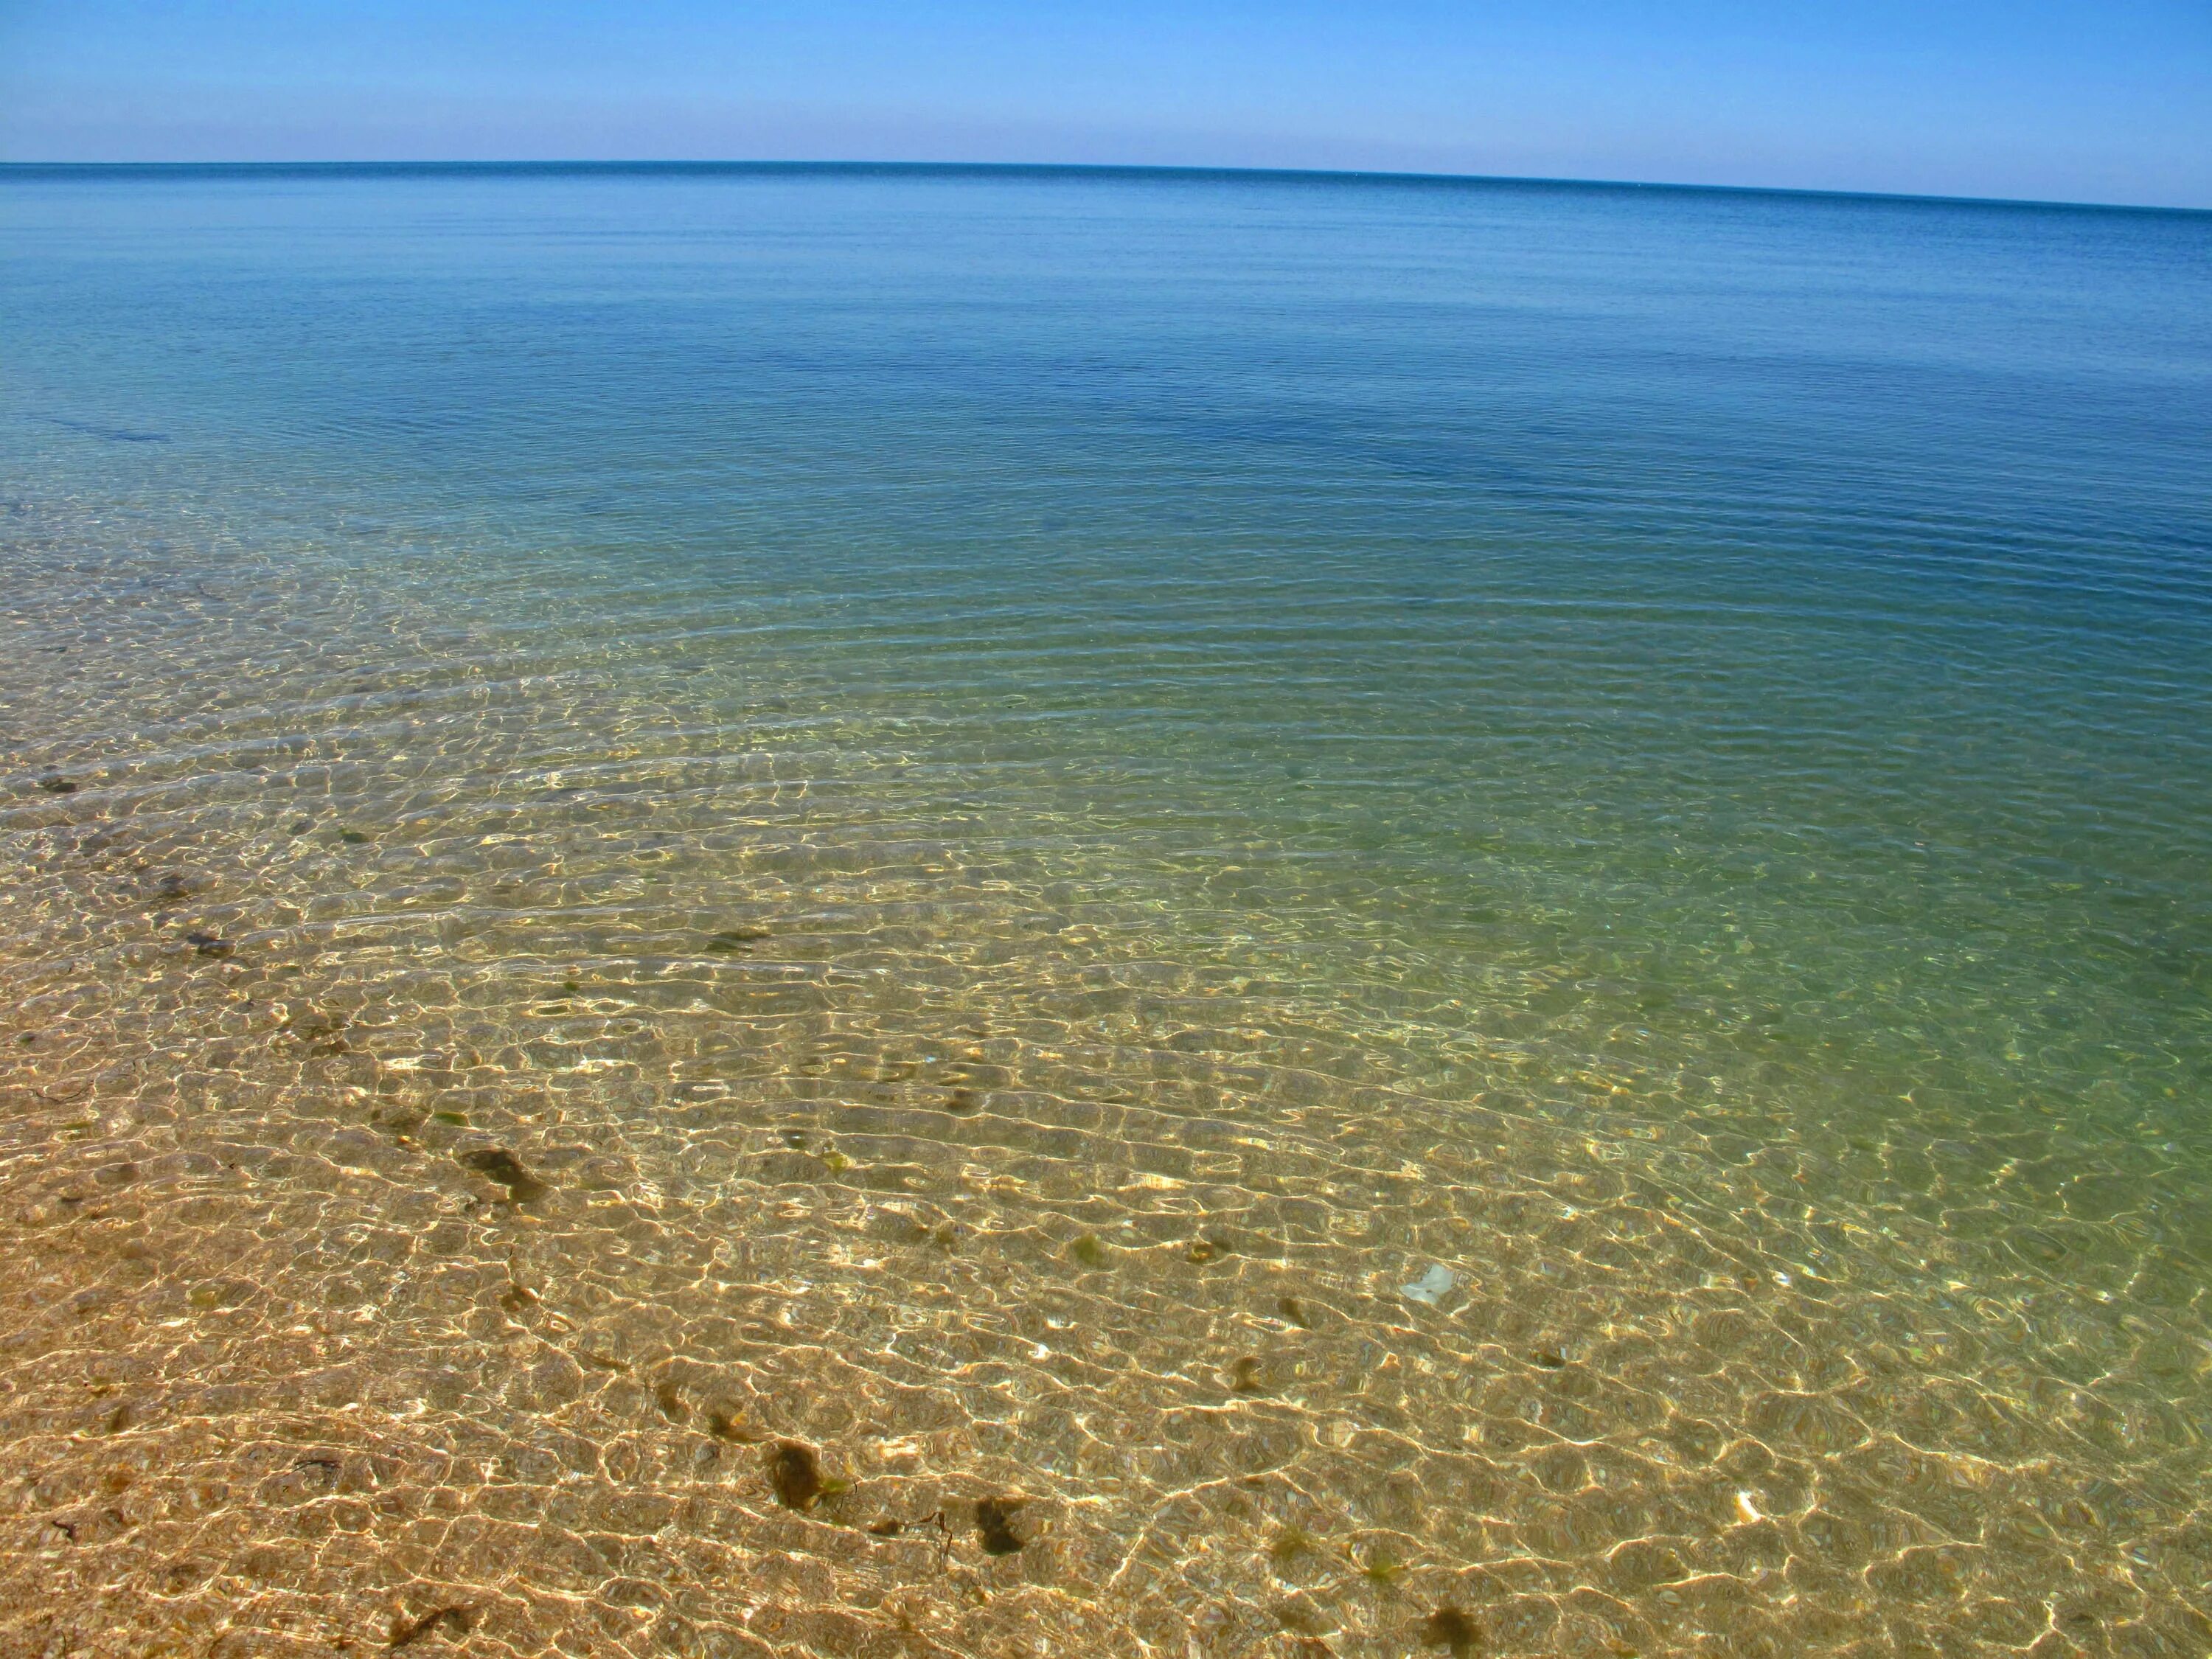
left=1, top=535, right=2206, bottom=1659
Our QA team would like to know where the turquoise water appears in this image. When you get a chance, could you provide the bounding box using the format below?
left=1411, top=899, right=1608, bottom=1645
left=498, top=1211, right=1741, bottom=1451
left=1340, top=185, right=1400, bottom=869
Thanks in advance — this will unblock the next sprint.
left=2, top=164, right=2208, bottom=1655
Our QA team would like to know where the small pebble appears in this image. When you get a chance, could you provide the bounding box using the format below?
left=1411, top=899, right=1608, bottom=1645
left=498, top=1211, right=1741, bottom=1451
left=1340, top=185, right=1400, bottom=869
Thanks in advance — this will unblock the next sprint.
left=1402, top=1264, right=1457, bottom=1306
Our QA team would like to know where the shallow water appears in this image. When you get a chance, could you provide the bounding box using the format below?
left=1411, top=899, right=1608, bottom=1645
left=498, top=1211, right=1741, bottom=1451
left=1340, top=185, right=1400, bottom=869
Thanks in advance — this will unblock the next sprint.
left=1, top=163, right=2208, bottom=1658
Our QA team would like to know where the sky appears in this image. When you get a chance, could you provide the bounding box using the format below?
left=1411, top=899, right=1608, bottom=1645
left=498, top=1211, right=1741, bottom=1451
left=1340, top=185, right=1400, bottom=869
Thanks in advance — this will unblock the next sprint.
left=1, top=1, right=2208, bottom=208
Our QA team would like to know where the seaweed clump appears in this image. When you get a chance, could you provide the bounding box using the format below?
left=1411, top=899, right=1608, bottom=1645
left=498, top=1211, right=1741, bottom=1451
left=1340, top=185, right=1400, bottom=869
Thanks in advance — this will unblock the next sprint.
left=706, top=1402, right=762, bottom=1444
left=1359, top=1548, right=1406, bottom=1586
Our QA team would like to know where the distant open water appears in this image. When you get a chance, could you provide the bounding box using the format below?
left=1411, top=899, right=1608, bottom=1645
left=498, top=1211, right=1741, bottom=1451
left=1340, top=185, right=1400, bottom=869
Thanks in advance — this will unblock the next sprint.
left=1, top=164, right=2208, bottom=1657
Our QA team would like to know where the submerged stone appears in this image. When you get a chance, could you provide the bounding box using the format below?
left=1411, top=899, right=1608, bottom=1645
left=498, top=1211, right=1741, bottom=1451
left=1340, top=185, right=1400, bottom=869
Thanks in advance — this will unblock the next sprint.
left=975, top=1496, right=1027, bottom=1555
left=1422, top=1606, right=1480, bottom=1655
left=767, top=1439, right=830, bottom=1510
left=387, top=1604, right=473, bottom=1649
left=459, top=1148, right=549, bottom=1203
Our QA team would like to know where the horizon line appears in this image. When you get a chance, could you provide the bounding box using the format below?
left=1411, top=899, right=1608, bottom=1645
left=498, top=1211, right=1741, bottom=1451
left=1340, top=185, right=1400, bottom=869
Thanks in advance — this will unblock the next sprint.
left=1, top=157, right=2202, bottom=218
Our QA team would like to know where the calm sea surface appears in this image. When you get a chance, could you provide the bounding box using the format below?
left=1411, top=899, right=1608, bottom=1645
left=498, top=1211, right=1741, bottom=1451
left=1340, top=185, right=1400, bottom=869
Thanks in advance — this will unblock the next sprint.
left=2, top=164, right=2208, bottom=1656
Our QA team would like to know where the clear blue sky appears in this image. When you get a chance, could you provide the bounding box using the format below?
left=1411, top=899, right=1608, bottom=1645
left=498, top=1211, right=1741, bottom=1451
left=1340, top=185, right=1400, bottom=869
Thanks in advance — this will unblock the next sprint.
left=3, top=1, right=2207, bottom=207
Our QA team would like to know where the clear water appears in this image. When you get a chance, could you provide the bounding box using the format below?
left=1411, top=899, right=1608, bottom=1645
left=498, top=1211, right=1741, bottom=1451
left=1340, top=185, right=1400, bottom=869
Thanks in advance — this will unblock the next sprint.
left=2, top=164, right=2208, bottom=1657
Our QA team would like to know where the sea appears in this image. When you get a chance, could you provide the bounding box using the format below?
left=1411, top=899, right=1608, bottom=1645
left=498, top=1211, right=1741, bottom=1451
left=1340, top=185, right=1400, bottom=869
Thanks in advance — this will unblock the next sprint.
left=2, top=162, right=2208, bottom=1657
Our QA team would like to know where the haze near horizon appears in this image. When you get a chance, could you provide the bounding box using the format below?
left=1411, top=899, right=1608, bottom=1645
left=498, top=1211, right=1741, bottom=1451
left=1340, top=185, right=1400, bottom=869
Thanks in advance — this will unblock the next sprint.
left=1, top=0, right=2208, bottom=209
